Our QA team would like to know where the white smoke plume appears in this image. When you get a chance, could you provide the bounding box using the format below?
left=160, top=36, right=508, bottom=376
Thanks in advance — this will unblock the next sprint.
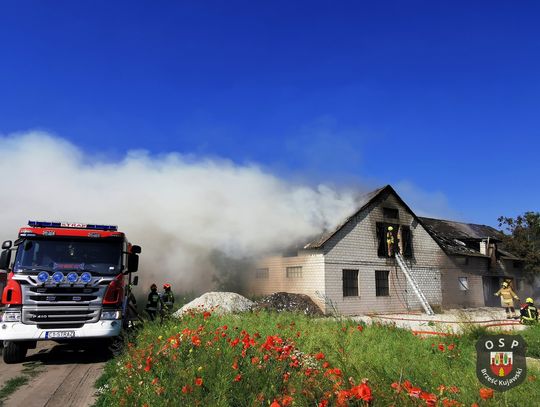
left=0, top=131, right=360, bottom=294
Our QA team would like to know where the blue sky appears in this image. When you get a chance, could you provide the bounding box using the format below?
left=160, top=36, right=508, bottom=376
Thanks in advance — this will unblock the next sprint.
left=1, top=1, right=539, bottom=226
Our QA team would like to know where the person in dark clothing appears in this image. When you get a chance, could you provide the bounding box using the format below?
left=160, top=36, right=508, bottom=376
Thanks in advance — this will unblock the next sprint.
left=145, top=283, right=162, bottom=321
left=520, top=298, right=539, bottom=325
left=160, top=283, right=175, bottom=322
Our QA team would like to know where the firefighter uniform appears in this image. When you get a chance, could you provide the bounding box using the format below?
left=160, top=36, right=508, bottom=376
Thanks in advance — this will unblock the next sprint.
left=145, top=284, right=162, bottom=321
left=386, top=226, right=395, bottom=256
left=494, top=282, right=519, bottom=318
left=161, top=284, right=175, bottom=313
left=520, top=298, right=538, bottom=325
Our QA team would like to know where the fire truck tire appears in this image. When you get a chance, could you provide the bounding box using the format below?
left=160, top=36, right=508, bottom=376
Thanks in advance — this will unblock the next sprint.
left=108, top=336, right=124, bottom=357
left=3, top=341, right=27, bottom=364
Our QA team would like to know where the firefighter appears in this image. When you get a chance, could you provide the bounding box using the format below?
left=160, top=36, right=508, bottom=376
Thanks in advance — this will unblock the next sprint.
left=494, top=281, right=520, bottom=319
left=145, top=283, right=162, bottom=321
left=386, top=226, right=395, bottom=256
left=160, top=283, right=175, bottom=321
left=520, top=298, right=538, bottom=325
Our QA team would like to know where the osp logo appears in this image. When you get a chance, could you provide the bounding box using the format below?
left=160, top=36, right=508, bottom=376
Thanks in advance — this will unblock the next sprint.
left=476, top=335, right=527, bottom=391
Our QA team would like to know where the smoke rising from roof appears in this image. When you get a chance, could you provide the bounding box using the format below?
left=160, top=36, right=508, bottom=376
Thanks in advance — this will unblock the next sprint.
left=0, top=131, right=359, bottom=294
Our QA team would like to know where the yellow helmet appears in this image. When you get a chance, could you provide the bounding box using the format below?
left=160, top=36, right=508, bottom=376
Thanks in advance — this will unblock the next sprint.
left=526, top=297, right=534, bottom=304
left=388, top=226, right=393, bottom=231
left=502, top=282, right=508, bottom=287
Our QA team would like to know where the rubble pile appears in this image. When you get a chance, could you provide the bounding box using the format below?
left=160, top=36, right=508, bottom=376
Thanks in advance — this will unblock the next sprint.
left=173, top=291, right=255, bottom=317
left=257, top=292, right=324, bottom=316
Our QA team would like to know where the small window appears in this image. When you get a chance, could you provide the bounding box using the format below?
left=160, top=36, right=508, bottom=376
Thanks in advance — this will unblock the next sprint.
left=255, top=268, right=269, bottom=279
left=286, top=266, right=302, bottom=278
left=513, top=261, right=522, bottom=269
left=458, top=277, right=469, bottom=291
left=383, top=208, right=399, bottom=219
left=343, top=269, right=359, bottom=297
left=375, top=270, right=389, bottom=296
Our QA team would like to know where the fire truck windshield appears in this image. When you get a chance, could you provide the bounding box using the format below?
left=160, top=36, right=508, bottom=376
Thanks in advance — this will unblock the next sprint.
left=13, top=238, right=123, bottom=275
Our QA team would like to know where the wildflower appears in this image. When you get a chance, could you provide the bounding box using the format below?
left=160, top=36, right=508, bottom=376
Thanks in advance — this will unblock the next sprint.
left=197, top=366, right=203, bottom=371
left=442, top=400, right=461, bottom=407
left=448, top=386, right=459, bottom=394
left=471, top=404, right=479, bottom=407
left=447, top=344, right=455, bottom=351
left=351, top=378, right=373, bottom=402
left=251, top=356, right=259, bottom=365
left=158, top=335, right=162, bottom=340
left=438, top=343, right=445, bottom=352
left=151, top=377, right=159, bottom=385
left=357, top=325, right=364, bottom=332
left=125, top=385, right=133, bottom=395
left=144, top=357, right=152, bottom=372
left=315, top=352, right=325, bottom=360
left=203, top=311, right=211, bottom=320
left=195, top=377, right=203, bottom=386
left=420, top=391, right=437, bottom=406
left=270, top=400, right=281, bottom=407
left=318, top=400, right=329, bottom=407
left=234, top=374, right=242, bottom=382
left=191, top=335, right=202, bottom=347
left=181, top=385, right=192, bottom=394
left=282, top=395, right=293, bottom=406
left=232, top=359, right=238, bottom=370
left=479, top=388, right=493, bottom=400
left=125, top=362, right=133, bottom=370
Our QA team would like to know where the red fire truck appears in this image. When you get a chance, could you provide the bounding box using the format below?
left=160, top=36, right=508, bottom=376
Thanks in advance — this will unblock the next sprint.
left=0, top=221, right=141, bottom=363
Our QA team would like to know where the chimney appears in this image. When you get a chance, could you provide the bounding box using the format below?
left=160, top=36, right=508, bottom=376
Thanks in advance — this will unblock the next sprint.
left=479, top=240, right=488, bottom=255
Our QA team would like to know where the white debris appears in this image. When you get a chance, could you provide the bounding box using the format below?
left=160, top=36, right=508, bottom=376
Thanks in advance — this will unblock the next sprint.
left=173, top=291, right=255, bottom=317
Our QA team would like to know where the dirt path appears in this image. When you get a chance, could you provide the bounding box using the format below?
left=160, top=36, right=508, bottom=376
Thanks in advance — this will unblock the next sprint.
left=1, top=342, right=108, bottom=407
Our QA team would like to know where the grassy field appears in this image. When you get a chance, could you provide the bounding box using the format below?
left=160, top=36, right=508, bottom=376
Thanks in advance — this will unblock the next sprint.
left=95, top=311, right=540, bottom=407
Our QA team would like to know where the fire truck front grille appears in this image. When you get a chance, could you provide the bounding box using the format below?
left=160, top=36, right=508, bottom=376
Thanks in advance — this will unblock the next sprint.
left=22, top=307, right=100, bottom=325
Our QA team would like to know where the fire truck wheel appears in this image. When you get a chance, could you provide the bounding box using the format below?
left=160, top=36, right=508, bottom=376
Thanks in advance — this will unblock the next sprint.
left=2, top=341, right=27, bottom=364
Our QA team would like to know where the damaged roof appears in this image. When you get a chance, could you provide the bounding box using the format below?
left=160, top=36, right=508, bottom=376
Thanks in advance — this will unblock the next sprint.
left=302, top=184, right=520, bottom=260
left=304, top=185, right=390, bottom=249
left=418, top=217, right=503, bottom=257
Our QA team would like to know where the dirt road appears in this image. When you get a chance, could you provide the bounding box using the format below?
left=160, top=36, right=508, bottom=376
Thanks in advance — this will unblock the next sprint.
left=0, top=342, right=108, bottom=407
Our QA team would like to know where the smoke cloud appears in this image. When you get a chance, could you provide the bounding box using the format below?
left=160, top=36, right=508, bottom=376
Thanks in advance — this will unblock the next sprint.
left=0, top=131, right=360, bottom=294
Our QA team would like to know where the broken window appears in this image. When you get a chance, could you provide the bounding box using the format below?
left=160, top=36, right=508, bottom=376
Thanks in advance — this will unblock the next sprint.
left=286, top=266, right=302, bottom=278
left=255, top=268, right=269, bottom=279
left=376, top=223, right=412, bottom=257
left=458, top=277, right=469, bottom=291
left=343, top=269, right=359, bottom=297
left=383, top=208, right=399, bottom=219
left=375, top=270, right=389, bottom=296
left=401, top=225, right=413, bottom=258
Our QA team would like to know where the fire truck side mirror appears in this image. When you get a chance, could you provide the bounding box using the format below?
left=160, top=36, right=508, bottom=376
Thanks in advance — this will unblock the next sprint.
left=1, top=240, right=12, bottom=250
left=127, top=253, right=139, bottom=273
left=131, top=245, right=141, bottom=254
left=0, top=249, right=11, bottom=271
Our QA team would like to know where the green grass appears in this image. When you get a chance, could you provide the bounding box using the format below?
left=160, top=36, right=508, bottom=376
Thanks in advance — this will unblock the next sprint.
left=521, top=323, right=540, bottom=358
left=0, top=376, right=29, bottom=405
left=94, top=311, right=540, bottom=407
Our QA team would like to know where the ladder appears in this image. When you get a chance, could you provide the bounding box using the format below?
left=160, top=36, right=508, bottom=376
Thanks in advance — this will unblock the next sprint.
left=395, top=252, right=434, bottom=315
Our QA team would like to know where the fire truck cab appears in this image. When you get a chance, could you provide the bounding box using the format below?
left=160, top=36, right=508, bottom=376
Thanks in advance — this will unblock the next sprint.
left=0, top=221, right=141, bottom=363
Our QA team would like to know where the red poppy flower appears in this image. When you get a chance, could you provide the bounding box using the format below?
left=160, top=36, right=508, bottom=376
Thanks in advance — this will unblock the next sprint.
left=195, top=377, right=203, bottom=386
left=234, top=374, right=242, bottom=382
left=191, top=335, right=202, bottom=347
left=181, top=385, right=192, bottom=394
left=144, top=357, right=152, bottom=372
left=479, top=388, right=493, bottom=400
left=318, top=400, right=329, bottom=407
left=270, top=400, right=281, bottom=407
left=438, top=343, right=445, bottom=352
left=315, top=352, right=325, bottom=360
left=447, top=344, right=455, bottom=351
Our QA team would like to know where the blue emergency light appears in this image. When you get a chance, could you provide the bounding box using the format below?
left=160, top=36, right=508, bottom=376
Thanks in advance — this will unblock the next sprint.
left=28, top=221, right=118, bottom=231
left=67, top=272, right=78, bottom=283
left=37, top=271, right=50, bottom=283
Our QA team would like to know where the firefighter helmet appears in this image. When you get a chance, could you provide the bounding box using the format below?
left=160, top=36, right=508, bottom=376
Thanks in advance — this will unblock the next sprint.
left=502, top=282, right=509, bottom=288
left=526, top=297, right=534, bottom=304
left=150, top=283, right=157, bottom=290
left=388, top=226, right=393, bottom=231
left=163, top=283, right=171, bottom=290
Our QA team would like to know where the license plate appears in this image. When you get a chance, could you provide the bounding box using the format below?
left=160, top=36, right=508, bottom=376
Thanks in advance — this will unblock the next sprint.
left=45, top=330, right=75, bottom=339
